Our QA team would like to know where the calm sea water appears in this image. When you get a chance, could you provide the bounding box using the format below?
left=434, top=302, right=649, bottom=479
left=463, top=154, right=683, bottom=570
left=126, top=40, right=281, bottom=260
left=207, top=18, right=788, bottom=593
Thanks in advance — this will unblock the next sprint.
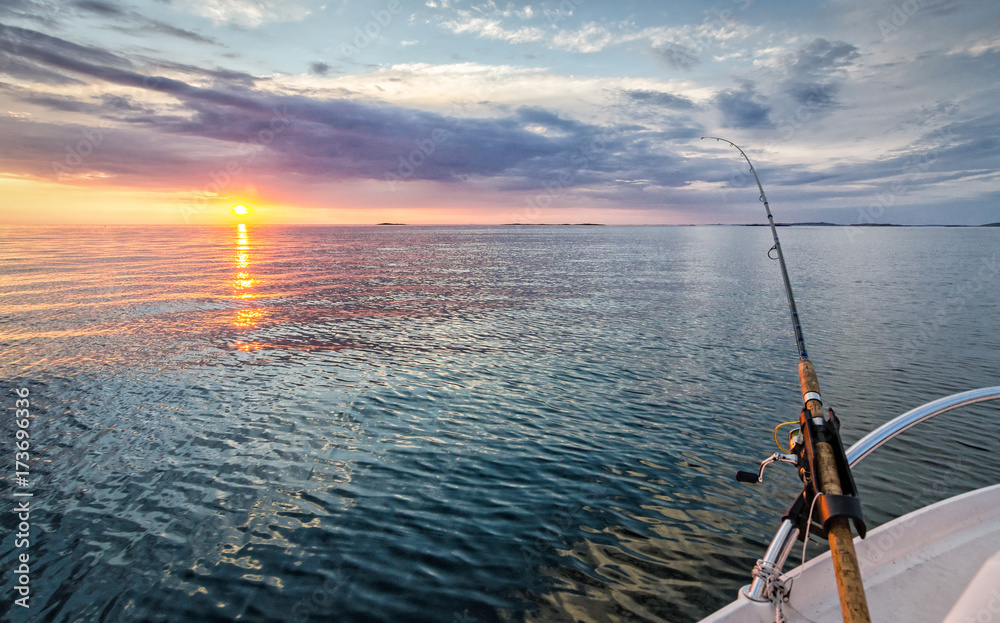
left=1, top=225, right=998, bottom=623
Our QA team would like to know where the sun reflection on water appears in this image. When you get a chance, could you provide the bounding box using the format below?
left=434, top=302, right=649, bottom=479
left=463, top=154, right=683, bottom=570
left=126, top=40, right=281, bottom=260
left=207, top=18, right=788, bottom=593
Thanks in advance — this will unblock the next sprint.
left=235, top=223, right=251, bottom=270
left=232, top=224, right=265, bottom=328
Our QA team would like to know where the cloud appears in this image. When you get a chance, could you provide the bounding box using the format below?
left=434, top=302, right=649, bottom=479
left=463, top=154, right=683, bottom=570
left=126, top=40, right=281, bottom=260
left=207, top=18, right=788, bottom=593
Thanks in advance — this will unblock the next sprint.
left=0, top=0, right=63, bottom=25
left=787, top=38, right=859, bottom=75
left=4, top=1, right=219, bottom=46
left=653, top=42, right=700, bottom=71
left=949, top=36, right=1000, bottom=57
left=66, top=0, right=219, bottom=44
left=714, top=82, right=772, bottom=129
left=22, top=92, right=97, bottom=113
left=434, top=12, right=656, bottom=55
left=515, top=106, right=586, bottom=134
left=0, top=21, right=128, bottom=85
left=789, top=110, right=1000, bottom=192
left=146, top=58, right=258, bottom=85
left=111, top=19, right=219, bottom=45
left=72, top=0, right=126, bottom=17
left=778, top=38, right=859, bottom=109
left=0, top=23, right=131, bottom=69
left=0, top=24, right=247, bottom=91
left=0, top=24, right=671, bottom=196
left=177, top=0, right=309, bottom=28
left=309, top=62, right=331, bottom=76
left=0, top=53, right=87, bottom=85
left=549, top=22, right=620, bottom=54
left=622, top=89, right=695, bottom=110
left=0, top=112, right=223, bottom=187
left=99, top=93, right=156, bottom=113
left=436, top=7, right=759, bottom=58
left=438, top=16, right=547, bottom=46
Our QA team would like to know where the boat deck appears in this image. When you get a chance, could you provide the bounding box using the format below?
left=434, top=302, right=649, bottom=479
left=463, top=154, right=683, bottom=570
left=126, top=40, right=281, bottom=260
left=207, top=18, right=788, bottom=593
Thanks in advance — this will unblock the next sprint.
left=702, top=483, right=1000, bottom=622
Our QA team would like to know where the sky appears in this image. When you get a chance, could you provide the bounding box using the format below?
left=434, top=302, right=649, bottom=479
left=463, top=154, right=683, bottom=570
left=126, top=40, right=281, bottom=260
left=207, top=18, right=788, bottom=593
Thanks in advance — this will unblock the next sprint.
left=0, top=0, right=998, bottom=225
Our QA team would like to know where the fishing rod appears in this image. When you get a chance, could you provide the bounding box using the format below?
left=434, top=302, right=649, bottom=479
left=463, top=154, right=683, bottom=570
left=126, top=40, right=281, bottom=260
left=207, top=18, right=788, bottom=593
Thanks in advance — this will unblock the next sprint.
left=701, top=137, right=871, bottom=623
left=702, top=137, right=807, bottom=362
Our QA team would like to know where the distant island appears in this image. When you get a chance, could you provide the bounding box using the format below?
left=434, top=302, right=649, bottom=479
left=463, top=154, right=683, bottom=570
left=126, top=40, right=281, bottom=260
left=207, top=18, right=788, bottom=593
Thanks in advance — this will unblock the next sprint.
left=376, top=222, right=406, bottom=225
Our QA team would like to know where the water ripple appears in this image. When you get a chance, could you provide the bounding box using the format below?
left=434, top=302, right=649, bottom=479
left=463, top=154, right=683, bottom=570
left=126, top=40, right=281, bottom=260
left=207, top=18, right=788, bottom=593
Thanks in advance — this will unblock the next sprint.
left=1, top=225, right=998, bottom=622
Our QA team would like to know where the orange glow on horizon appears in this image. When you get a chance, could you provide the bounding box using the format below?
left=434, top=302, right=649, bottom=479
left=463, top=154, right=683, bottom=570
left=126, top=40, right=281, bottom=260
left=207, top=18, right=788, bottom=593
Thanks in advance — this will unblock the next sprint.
left=0, top=176, right=692, bottom=225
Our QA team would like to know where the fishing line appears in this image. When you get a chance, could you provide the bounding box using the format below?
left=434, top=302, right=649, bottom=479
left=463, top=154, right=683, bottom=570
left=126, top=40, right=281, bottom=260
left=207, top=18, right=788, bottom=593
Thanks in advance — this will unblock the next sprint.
left=701, top=136, right=810, bottom=362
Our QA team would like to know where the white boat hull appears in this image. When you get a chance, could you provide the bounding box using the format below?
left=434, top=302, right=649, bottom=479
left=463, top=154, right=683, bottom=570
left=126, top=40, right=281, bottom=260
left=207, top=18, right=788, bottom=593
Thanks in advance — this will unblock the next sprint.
left=701, top=483, right=1000, bottom=623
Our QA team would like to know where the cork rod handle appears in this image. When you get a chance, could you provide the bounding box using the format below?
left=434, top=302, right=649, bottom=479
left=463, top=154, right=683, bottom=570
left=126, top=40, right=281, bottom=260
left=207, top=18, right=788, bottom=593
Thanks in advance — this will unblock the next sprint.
left=800, top=360, right=872, bottom=623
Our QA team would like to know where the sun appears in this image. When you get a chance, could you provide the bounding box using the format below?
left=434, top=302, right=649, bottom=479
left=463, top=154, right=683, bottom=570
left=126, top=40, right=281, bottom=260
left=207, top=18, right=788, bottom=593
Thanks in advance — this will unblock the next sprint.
left=232, top=204, right=249, bottom=216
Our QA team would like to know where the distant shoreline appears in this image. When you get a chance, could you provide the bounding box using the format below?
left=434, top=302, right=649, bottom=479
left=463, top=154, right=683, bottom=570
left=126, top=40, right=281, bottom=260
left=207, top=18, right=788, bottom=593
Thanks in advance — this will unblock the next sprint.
left=372, top=222, right=999, bottom=227
left=744, top=222, right=1000, bottom=227
left=7, top=222, right=998, bottom=227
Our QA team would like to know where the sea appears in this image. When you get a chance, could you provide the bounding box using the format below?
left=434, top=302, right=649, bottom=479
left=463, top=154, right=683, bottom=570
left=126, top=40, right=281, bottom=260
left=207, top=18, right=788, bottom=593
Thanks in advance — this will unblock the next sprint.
left=1, top=224, right=998, bottom=623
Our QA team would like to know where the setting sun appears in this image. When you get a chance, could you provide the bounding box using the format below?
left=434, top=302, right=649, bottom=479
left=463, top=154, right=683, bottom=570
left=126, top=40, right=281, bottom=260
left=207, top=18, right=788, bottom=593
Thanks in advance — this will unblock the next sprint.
left=232, top=204, right=249, bottom=216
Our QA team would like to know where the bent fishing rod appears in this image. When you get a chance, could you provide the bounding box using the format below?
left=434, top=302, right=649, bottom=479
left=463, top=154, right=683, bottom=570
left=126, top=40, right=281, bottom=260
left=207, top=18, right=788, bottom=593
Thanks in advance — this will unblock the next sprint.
left=701, top=137, right=871, bottom=623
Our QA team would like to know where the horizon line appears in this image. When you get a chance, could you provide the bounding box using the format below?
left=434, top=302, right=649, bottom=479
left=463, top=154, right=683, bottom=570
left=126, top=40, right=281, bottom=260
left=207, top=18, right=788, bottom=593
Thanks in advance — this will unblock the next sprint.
left=3, top=222, right=999, bottom=228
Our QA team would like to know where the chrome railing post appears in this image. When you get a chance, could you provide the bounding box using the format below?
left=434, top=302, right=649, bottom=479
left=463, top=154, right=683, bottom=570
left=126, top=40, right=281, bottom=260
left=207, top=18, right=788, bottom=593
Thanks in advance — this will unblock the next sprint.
left=743, top=519, right=800, bottom=602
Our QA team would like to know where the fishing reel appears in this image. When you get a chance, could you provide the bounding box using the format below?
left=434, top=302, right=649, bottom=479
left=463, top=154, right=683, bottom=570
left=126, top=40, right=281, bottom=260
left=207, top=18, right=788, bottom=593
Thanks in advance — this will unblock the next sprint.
left=737, top=407, right=867, bottom=542
left=736, top=417, right=805, bottom=484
